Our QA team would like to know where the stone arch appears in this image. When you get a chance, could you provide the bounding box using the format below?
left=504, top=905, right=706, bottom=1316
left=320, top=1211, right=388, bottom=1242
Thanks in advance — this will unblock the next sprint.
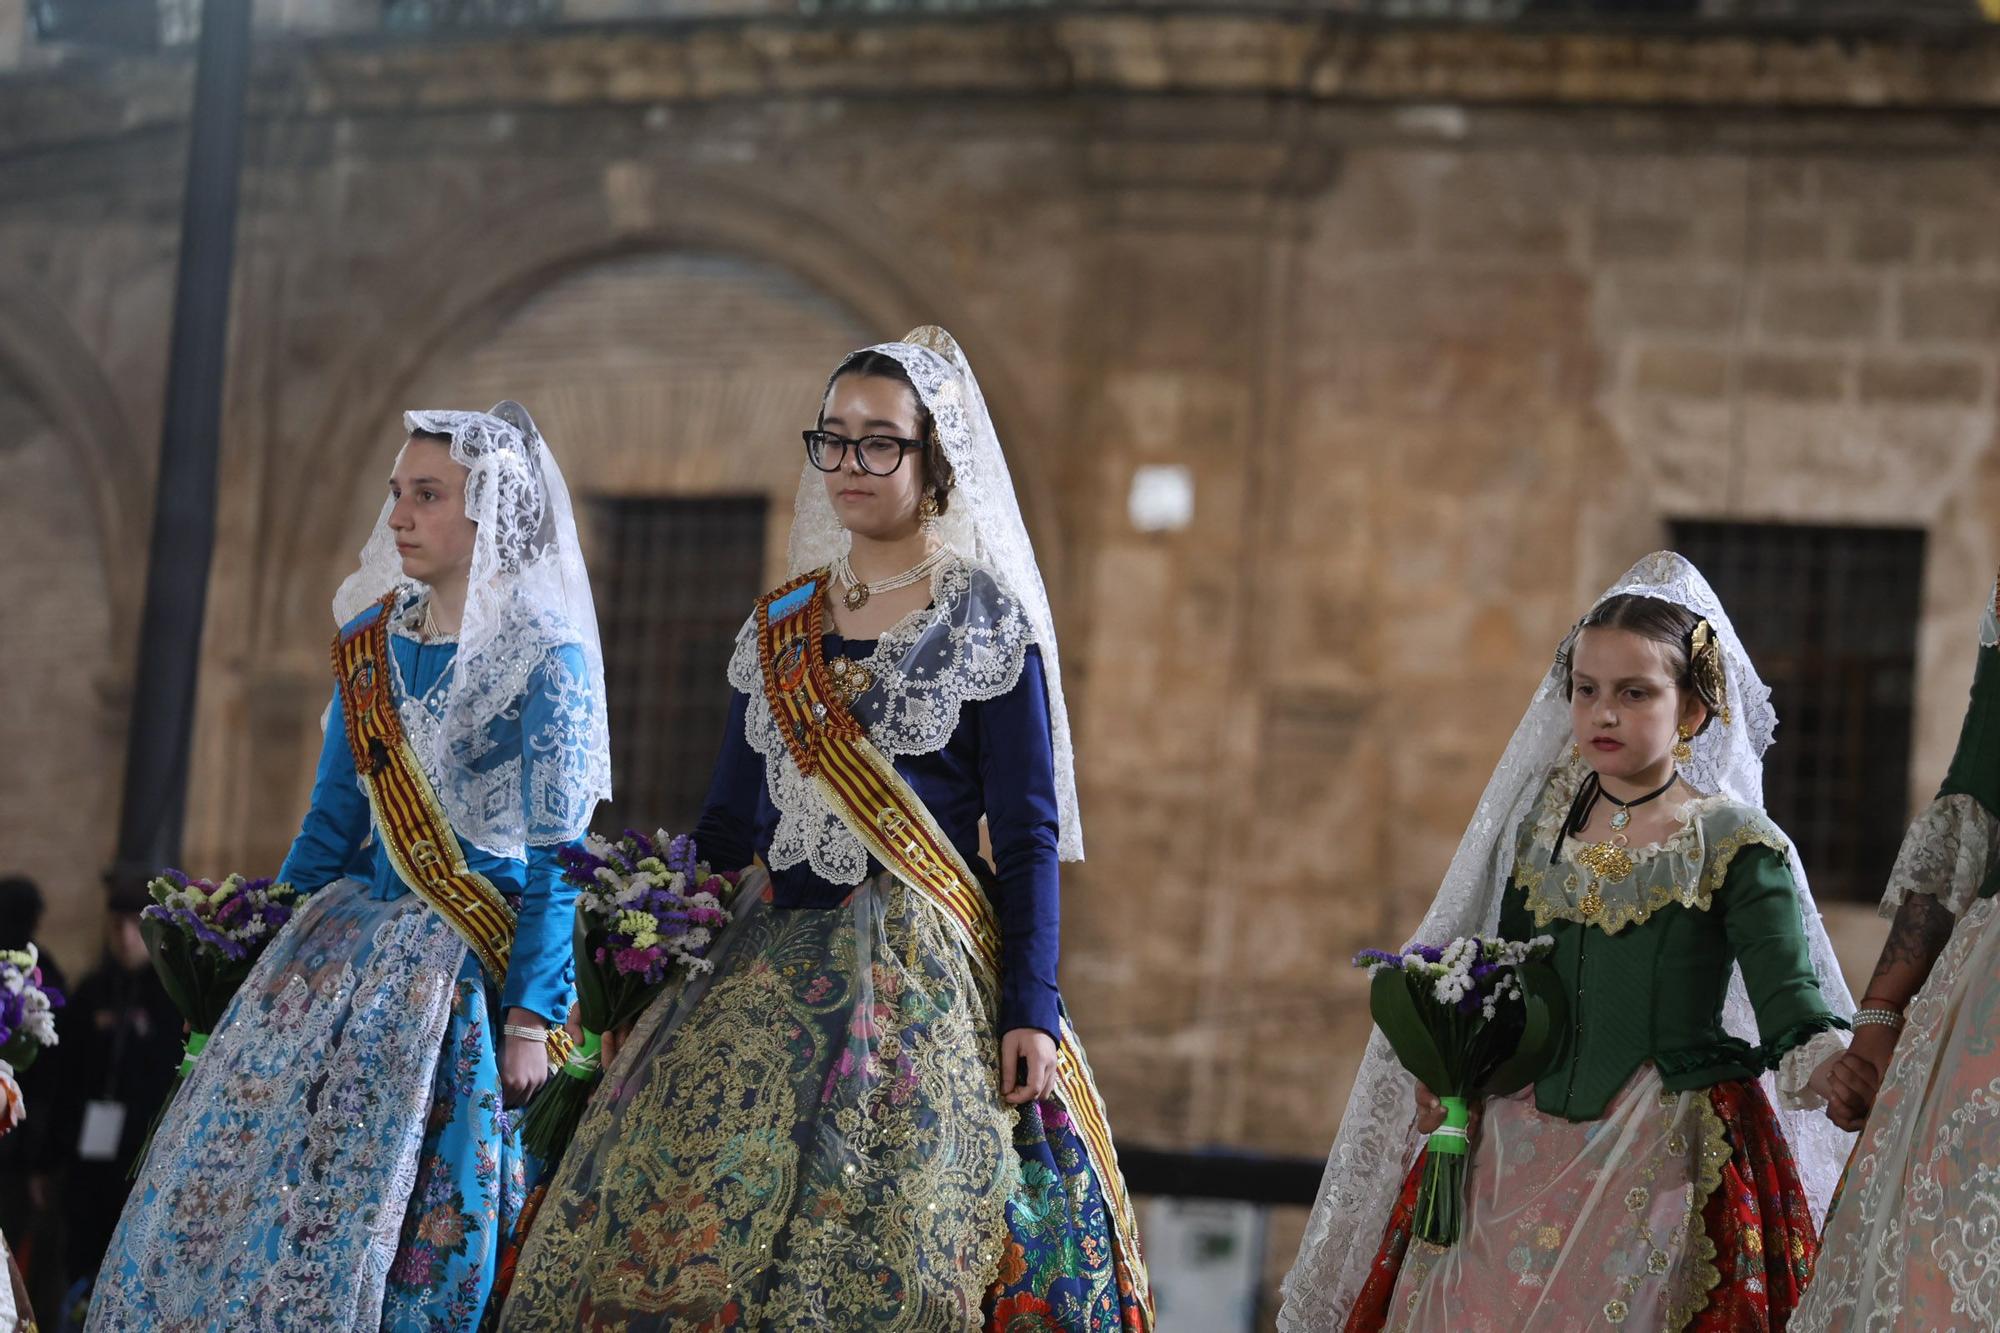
left=0, top=281, right=135, bottom=968
left=0, top=277, right=148, bottom=634
left=257, top=163, right=1065, bottom=650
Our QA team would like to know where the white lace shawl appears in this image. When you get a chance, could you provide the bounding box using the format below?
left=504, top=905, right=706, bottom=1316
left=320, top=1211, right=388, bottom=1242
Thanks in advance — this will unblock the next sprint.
left=726, top=555, right=1035, bottom=886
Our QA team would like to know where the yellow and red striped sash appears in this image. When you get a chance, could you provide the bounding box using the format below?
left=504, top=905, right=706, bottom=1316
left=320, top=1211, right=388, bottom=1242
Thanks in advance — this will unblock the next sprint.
left=756, top=571, right=1153, bottom=1324
left=333, top=593, right=518, bottom=986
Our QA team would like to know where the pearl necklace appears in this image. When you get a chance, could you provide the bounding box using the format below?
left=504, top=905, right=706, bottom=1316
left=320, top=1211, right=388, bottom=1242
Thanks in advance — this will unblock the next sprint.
left=832, top=545, right=952, bottom=612
left=418, top=597, right=458, bottom=642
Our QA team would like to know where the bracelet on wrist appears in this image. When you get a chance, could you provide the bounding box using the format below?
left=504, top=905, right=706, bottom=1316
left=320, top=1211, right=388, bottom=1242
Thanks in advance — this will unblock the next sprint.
left=1852, top=1008, right=1906, bottom=1031
left=502, top=1022, right=549, bottom=1043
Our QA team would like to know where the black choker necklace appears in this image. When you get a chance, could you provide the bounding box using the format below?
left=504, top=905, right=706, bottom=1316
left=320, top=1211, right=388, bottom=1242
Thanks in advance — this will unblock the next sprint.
left=1552, top=769, right=1679, bottom=864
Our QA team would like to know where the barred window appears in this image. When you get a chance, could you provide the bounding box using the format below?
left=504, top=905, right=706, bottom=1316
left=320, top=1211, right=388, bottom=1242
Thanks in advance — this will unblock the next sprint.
left=593, top=496, right=769, bottom=837
left=1669, top=520, right=1926, bottom=903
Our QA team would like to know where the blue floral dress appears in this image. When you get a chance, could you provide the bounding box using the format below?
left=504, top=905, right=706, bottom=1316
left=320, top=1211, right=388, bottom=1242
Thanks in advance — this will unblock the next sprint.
left=89, top=600, right=581, bottom=1332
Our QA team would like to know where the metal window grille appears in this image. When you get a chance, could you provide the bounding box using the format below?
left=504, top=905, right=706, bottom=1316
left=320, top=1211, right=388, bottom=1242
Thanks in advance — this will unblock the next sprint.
left=594, top=496, right=768, bottom=837
left=1669, top=520, right=1926, bottom=903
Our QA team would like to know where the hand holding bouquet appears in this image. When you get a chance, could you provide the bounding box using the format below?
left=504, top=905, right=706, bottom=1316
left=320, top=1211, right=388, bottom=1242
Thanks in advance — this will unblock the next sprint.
left=519, top=830, right=735, bottom=1160
left=1356, top=934, right=1564, bottom=1245
left=131, top=871, right=299, bottom=1175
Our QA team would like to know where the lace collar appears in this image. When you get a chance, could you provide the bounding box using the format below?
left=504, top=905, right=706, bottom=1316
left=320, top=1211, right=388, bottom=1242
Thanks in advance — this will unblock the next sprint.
left=727, top=554, right=1035, bottom=885
left=1513, top=758, right=1782, bottom=935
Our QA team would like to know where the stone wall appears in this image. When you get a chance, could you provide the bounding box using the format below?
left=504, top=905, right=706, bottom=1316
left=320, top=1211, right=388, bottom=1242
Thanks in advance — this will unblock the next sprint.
left=3, top=13, right=1997, bottom=1234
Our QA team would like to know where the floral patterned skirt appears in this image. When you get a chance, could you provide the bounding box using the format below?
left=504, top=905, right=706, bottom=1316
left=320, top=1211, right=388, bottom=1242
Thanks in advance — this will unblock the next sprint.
left=497, top=872, right=1143, bottom=1332
left=1793, top=894, right=2000, bottom=1333
left=1344, top=1070, right=1816, bottom=1333
left=88, top=880, right=528, bottom=1332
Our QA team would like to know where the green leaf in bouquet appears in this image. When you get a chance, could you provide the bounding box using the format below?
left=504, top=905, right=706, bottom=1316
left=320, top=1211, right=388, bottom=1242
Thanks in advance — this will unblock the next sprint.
left=1368, top=967, right=1457, bottom=1096
left=572, top=908, right=614, bottom=1036
left=140, top=915, right=205, bottom=1022
left=0, top=1034, right=38, bottom=1072
left=196, top=959, right=256, bottom=1032
left=1479, top=960, right=1568, bottom=1099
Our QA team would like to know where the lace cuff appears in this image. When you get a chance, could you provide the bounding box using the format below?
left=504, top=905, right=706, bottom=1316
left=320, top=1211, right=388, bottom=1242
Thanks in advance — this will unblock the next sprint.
left=1878, top=793, right=1999, bottom=920
left=1776, top=1027, right=1850, bottom=1111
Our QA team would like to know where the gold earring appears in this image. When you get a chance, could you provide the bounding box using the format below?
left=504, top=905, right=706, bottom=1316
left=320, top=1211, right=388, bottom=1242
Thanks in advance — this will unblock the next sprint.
left=918, top=495, right=941, bottom=530
left=1673, top=725, right=1694, bottom=766
left=1569, top=742, right=1581, bottom=763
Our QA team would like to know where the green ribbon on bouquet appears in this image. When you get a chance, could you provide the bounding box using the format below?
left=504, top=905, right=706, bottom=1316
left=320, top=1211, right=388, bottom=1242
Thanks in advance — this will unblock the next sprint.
left=177, top=1031, right=209, bottom=1078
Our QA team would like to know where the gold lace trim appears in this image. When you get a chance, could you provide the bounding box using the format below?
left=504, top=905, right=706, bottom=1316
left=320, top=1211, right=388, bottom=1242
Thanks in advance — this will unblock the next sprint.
left=1664, top=1090, right=1730, bottom=1333
left=1515, top=765, right=1788, bottom=936
left=1697, top=823, right=1793, bottom=899
left=1516, top=852, right=1707, bottom=937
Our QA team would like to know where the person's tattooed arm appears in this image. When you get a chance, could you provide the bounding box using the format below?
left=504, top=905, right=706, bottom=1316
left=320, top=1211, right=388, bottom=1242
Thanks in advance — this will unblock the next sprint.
left=1862, top=891, right=1958, bottom=1010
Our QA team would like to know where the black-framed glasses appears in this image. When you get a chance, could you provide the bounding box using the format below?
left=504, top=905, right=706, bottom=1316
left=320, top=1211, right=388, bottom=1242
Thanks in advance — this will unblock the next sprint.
left=803, top=429, right=923, bottom=477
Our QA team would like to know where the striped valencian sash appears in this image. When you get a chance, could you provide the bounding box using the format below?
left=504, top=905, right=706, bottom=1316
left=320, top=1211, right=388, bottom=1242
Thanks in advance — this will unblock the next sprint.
left=755, top=571, right=1153, bottom=1324
left=332, top=593, right=519, bottom=988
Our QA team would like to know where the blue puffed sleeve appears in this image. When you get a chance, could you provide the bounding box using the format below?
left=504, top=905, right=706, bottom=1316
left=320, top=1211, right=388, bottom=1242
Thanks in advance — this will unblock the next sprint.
left=499, top=643, right=588, bottom=1023
left=277, top=684, right=372, bottom=895
left=979, top=646, right=1063, bottom=1040
left=694, top=690, right=763, bottom=876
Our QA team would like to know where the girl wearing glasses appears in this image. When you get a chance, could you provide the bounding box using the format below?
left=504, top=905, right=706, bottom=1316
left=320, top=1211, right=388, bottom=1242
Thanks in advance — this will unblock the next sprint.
left=497, top=329, right=1151, bottom=1331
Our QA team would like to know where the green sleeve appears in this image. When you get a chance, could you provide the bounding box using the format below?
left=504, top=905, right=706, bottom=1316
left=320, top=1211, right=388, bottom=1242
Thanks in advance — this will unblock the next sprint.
left=1942, top=646, right=2000, bottom=819
left=1720, top=843, right=1846, bottom=1064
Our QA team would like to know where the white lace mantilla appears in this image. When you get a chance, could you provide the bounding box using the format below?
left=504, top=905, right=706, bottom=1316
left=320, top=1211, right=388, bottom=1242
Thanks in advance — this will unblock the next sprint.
left=727, top=556, right=1033, bottom=886
left=332, top=401, right=611, bottom=856
left=786, top=330, right=1081, bottom=861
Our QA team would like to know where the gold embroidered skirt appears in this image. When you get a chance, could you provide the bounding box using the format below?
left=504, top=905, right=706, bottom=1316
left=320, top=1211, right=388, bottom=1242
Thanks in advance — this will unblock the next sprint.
left=497, top=870, right=1019, bottom=1331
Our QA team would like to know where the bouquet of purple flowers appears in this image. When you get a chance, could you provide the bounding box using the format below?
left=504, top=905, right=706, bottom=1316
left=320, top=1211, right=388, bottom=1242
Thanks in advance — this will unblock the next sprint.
left=130, top=871, right=299, bottom=1176
left=1356, top=933, right=1563, bottom=1245
left=518, top=830, right=736, bottom=1160
left=0, top=944, right=63, bottom=1073
left=0, top=945, right=62, bottom=1143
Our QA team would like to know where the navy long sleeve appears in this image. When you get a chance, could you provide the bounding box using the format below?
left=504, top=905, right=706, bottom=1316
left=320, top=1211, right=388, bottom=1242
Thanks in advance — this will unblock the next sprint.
left=695, top=640, right=1064, bottom=1038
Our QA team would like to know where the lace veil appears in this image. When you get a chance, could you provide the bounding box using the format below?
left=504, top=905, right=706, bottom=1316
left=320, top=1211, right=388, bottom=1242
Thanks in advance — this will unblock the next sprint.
left=727, top=326, right=1081, bottom=881
left=331, top=401, right=611, bottom=858
left=1277, top=551, right=1856, bottom=1330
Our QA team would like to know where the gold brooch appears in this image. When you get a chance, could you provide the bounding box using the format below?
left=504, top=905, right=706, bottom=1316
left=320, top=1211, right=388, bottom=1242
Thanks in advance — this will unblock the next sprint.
left=828, top=657, right=875, bottom=704
left=1574, top=836, right=1635, bottom=919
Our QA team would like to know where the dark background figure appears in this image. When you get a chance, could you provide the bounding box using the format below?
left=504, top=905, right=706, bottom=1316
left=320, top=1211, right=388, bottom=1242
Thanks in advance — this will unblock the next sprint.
left=43, top=883, right=180, bottom=1328
left=0, top=876, right=68, bottom=1320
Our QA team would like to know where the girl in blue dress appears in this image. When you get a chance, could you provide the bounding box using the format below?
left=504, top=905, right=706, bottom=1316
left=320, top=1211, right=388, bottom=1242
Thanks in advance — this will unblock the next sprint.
left=89, top=402, right=610, bottom=1331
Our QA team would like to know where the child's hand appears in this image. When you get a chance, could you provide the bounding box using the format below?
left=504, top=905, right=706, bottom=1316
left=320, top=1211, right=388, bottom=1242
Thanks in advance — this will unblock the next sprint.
left=1414, top=1085, right=1481, bottom=1141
